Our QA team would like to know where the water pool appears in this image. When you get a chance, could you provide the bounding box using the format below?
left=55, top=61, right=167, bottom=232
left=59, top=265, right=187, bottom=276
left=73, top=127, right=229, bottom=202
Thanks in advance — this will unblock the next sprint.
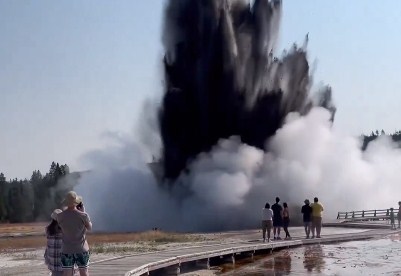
left=217, top=233, right=401, bottom=275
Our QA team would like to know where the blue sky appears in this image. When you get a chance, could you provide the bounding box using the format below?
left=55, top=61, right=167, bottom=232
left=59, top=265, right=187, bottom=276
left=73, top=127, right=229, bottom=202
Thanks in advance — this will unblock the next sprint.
left=1, top=0, right=401, bottom=179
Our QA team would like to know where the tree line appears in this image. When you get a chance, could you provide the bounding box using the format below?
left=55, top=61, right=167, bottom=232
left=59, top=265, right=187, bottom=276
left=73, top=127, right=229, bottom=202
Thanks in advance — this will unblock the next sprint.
left=361, top=130, right=401, bottom=150
left=0, top=162, right=80, bottom=223
left=0, top=129, right=399, bottom=224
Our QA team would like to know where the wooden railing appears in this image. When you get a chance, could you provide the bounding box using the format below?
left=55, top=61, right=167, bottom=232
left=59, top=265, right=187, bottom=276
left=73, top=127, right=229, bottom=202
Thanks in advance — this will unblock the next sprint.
left=337, top=209, right=399, bottom=222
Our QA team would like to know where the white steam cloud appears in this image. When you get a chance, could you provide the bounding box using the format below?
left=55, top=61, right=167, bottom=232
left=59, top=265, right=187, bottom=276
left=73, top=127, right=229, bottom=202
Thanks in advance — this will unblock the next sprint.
left=75, top=107, right=401, bottom=232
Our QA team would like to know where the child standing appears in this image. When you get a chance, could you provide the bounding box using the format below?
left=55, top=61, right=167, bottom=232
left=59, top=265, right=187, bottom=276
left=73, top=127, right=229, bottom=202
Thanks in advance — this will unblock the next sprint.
left=44, top=209, right=63, bottom=276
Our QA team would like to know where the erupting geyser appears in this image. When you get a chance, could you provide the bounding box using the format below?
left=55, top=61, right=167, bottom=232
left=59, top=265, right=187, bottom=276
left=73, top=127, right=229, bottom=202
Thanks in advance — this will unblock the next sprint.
left=159, top=0, right=336, bottom=180
left=76, top=0, right=401, bottom=233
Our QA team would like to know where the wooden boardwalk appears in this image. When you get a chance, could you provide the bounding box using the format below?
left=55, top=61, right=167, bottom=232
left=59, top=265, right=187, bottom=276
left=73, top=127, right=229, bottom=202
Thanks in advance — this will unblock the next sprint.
left=27, top=225, right=397, bottom=276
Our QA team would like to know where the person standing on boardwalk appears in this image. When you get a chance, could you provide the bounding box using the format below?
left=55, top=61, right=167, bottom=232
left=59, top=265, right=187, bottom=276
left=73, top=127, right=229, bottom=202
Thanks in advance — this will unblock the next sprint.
left=44, top=209, right=63, bottom=276
left=390, top=208, right=396, bottom=230
left=282, top=202, right=291, bottom=239
left=57, top=191, right=92, bottom=276
left=262, top=202, right=273, bottom=242
left=397, top=201, right=401, bottom=228
left=301, top=199, right=313, bottom=238
left=271, top=197, right=283, bottom=240
left=311, top=197, right=324, bottom=238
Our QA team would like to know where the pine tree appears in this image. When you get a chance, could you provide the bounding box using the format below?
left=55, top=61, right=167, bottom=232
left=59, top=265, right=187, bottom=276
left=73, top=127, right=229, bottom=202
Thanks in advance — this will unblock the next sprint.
left=31, top=170, right=44, bottom=220
left=0, top=173, right=7, bottom=221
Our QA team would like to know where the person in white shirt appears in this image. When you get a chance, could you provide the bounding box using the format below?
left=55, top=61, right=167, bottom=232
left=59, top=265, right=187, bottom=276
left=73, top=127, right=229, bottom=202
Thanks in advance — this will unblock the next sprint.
left=262, top=202, right=274, bottom=242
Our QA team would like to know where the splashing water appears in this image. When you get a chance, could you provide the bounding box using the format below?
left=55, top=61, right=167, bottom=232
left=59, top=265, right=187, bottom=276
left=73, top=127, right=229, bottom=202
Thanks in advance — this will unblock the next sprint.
left=159, top=0, right=335, bottom=180
left=74, top=1, right=401, bottom=232
left=76, top=107, right=401, bottom=232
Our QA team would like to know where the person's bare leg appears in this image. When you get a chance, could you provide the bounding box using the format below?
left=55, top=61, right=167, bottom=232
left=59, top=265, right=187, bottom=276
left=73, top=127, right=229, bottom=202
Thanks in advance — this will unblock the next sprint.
left=262, top=222, right=267, bottom=241
left=63, top=268, right=74, bottom=276
left=79, top=268, right=89, bottom=276
left=311, top=219, right=316, bottom=238
left=316, top=218, right=322, bottom=237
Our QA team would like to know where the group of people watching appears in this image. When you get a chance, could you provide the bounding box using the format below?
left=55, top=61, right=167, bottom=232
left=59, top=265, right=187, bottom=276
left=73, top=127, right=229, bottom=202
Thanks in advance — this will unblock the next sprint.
left=44, top=191, right=92, bottom=276
left=262, top=197, right=324, bottom=242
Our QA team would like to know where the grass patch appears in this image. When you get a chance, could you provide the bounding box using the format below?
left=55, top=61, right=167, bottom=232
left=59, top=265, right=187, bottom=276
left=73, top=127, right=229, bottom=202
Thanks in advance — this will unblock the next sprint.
left=89, top=231, right=207, bottom=254
left=0, top=236, right=46, bottom=252
left=0, top=222, right=46, bottom=235
left=90, top=243, right=159, bottom=254
left=0, top=223, right=211, bottom=253
left=88, top=231, right=206, bottom=245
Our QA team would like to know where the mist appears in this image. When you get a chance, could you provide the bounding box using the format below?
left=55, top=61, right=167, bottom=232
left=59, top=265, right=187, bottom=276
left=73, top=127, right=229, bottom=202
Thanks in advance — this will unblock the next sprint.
left=75, top=107, right=401, bottom=232
left=73, top=0, right=400, bottom=233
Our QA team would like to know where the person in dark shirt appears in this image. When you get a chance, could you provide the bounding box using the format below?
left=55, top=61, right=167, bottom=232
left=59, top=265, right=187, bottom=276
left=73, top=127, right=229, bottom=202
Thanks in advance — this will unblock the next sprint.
left=301, top=199, right=313, bottom=238
left=390, top=208, right=396, bottom=230
left=271, top=197, right=283, bottom=240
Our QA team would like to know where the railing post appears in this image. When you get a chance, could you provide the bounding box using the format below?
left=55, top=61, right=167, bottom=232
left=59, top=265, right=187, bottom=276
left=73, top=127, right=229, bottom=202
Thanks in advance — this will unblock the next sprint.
left=362, top=210, right=364, bottom=217
left=374, top=210, right=377, bottom=217
left=352, top=211, right=355, bottom=218
left=345, top=212, right=348, bottom=219
left=337, top=212, right=340, bottom=219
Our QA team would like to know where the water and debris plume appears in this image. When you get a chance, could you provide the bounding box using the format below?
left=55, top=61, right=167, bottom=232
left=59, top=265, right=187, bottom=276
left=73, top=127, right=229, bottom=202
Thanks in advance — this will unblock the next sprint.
left=159, top=0, right=335, bottom=180
left=75, top=0, right=401, bottom=233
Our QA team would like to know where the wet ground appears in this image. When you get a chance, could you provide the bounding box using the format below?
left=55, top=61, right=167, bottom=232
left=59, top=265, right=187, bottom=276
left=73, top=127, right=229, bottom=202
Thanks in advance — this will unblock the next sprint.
left=218, top=233, right=401, bottom=275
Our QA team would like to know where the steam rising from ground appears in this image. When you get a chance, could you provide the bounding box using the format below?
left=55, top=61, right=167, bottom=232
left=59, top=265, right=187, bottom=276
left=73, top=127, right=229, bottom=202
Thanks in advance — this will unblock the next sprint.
left=76, top=108, right=401, bottom=232
left=72, top=0, right=399, bottom=232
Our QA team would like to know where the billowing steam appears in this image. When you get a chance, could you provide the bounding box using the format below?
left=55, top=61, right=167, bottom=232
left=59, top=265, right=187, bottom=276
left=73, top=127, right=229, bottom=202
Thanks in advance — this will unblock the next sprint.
left=76, top=108, right=401, bottom=232
left=74, top=0, right=400, bottom=232
left=159, top=0, right=335, bottom=180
